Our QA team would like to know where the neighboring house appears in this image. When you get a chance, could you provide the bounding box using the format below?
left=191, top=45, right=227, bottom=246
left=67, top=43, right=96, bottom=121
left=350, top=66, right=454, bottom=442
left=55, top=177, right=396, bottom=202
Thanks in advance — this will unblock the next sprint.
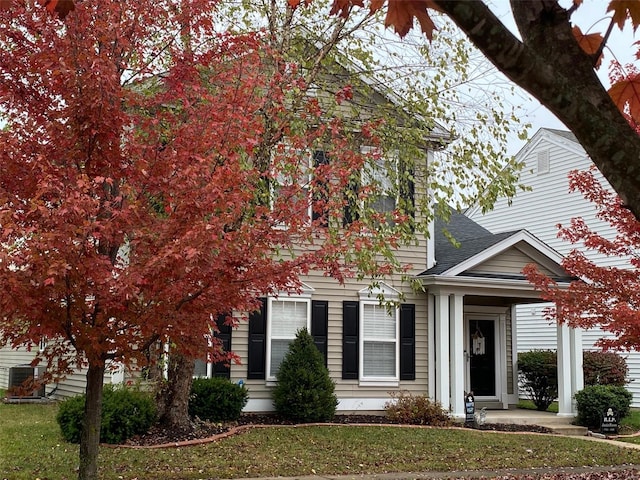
left=466, top=127, right=640, bottom=407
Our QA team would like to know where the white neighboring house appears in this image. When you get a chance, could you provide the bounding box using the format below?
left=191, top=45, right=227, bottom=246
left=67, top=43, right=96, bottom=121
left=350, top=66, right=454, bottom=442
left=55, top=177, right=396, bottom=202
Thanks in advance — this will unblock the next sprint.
left=466, top=127, right=640, bottom=407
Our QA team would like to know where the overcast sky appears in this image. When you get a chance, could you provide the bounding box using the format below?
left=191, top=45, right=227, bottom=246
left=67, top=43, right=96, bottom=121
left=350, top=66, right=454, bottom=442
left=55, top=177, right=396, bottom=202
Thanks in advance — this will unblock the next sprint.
left=486, top=0, right=637, bottom=155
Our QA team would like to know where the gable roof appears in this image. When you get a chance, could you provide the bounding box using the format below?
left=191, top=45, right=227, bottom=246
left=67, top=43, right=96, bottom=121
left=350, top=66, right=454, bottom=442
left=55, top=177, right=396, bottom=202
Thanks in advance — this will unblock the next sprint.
left=420, top=210, right=570, bottom=282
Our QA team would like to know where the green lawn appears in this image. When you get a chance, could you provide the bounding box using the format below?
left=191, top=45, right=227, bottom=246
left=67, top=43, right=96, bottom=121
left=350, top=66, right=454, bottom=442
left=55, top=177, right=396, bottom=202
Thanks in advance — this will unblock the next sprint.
left=3, top=400, right=640, bottom=480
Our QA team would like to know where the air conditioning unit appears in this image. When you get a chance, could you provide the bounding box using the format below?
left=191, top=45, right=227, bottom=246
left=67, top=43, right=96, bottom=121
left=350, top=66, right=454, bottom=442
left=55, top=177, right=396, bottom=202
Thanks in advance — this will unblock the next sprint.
left=8, top=365, right=46, bottom=398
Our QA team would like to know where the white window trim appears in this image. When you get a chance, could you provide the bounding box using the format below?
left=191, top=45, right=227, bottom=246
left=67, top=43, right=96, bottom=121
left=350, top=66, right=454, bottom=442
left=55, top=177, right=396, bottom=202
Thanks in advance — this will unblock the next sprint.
left=358, top=283, right=400, bottom=386
left=271, top=146, right=314, bottom=226
left=265, top=288, right=313, bottom=382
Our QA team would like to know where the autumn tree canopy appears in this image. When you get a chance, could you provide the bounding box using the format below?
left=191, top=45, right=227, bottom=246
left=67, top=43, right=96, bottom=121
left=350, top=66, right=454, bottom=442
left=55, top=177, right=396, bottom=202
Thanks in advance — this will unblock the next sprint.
left=524, top=168, right=640, bottom=352
left=0, top=1, right=434, bottom=477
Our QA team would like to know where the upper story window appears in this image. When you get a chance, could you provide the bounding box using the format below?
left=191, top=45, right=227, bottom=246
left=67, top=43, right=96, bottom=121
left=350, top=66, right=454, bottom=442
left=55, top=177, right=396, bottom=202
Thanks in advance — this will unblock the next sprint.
left=271, top=148, right=328, bottom=226
left=345, top=146, right=414, bottom=227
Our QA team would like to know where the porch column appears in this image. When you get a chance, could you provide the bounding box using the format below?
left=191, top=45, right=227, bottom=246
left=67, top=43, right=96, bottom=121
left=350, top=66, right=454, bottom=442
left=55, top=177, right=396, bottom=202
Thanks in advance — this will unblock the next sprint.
left=434, top=292, right=450, bottom=411
left=557, top=323, right=582, bottom=417
left=570, top=326, right=584, bottom=412
left=449, top=294, right=465, bottom=418
left=427, top=294, right=435, bottom=400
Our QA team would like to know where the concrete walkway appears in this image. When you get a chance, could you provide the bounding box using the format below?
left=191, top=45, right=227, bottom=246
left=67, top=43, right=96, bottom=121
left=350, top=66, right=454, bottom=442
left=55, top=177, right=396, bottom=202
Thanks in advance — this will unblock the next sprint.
left=483, top=409, right=589, bottom=436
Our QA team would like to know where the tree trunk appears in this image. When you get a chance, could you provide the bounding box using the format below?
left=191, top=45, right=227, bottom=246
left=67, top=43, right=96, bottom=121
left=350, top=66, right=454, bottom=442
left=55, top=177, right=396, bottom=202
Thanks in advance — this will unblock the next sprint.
left=157, top=353, right=195, bottom=429
left=78, top=362, right=105, bottom=480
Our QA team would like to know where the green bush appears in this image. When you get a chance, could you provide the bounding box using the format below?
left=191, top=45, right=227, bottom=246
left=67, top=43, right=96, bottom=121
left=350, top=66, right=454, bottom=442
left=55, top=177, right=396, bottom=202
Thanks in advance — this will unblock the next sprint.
left=56, top=385, right=157, bottom=444
left=189, top=377, right=248, bottom=422
left=384, top=391, right=452, bottom=426
left=574, top=385, right=632, bottom=430
left=583, top=351, right=628, bottom=387
left=518, top=350, right=558, bottom=411
left=272, top=328, right=337, bottom=422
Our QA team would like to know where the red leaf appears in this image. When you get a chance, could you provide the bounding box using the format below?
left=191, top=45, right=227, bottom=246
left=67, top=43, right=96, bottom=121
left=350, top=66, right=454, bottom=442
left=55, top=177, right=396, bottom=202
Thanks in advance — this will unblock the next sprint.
left=329, top=0, right=365, bottom=18
left=572, top=26, right=603, bottom=68
left=608, top=74, right=640, bottom=123
left=0, top=0, right=12, bottom=11
left=385, top=0, right=438, bottom=39
left=607, top=0, right=640, bottom=31
left=37, top=0, right=75, bottom=19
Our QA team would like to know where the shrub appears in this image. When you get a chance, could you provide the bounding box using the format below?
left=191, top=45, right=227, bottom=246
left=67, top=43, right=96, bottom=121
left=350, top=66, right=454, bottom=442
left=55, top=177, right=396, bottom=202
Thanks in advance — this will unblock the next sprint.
left=384, top=391, right=452, bottom=426
left=574, top=384, right=632, bottom=429
left=56, top=385, right=157, bottom=444
left=189, top=377, right=248, bottom=422
left=518, top=350, right=558, bottom=411
left=583, top=351, right=628, bottom=387
left=272, top=328, right=337, bottom=422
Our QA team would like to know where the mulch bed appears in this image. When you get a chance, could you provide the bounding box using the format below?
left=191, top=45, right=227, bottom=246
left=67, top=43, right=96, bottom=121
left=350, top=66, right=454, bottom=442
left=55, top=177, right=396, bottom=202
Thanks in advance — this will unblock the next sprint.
left=123, top=413, right=553, bottom=447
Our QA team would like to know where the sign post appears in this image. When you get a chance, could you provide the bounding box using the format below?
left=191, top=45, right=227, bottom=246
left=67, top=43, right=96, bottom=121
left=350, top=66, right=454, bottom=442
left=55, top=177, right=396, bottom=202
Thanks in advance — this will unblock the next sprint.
left=464, top=392, right=475, bottom=426
left=601, top=407, right=619, bottom=435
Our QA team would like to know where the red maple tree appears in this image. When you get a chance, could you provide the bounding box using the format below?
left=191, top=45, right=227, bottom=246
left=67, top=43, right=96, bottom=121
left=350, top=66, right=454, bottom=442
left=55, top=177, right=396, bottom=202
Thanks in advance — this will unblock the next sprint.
left=0, top=2, right=411, bottom=478
left=523, top=167, right=640, bottom=352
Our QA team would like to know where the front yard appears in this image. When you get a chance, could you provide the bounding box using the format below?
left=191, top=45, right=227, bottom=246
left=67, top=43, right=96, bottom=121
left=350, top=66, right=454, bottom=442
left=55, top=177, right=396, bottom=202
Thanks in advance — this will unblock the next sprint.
left=3, top=399, right=640, bottom=479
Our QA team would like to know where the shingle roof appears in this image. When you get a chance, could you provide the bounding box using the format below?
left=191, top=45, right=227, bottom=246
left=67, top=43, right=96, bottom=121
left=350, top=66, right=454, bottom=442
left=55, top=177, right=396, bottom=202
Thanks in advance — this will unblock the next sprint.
left=541, top=128, right=578, bottom=143
left=421, top=210, right=520, bottom=275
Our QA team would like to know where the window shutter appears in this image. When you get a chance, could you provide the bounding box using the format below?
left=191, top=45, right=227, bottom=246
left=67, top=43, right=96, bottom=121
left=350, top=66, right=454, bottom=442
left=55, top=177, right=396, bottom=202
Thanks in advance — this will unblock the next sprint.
left=247, top=299, right=267, bottom=379
left=312, top=151, right=329, bottom=226
left=311, top=300, right=329, bottom=366
left=399, top=303, right=416, bottom=381
left=343, top=175, right=360, bottom=226
left=213, top=314, right=232, bottom=378
left=342, top=301, right=359, bottom=379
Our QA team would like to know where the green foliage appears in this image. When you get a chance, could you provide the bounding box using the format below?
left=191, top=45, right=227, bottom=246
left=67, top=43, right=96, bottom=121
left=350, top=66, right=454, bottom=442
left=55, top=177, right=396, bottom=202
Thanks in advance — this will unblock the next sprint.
left=56, top=385, right=157, bottom=444
left=583, top=351, right=628, bottom=387
left=517, top=350, right=558, bottom=411
left=574, top=385, right=632, bottom=430
left=272, top=328, right=337, bottom=422
left=189, top=377, right=248, bottom=422
left=384, top=391, right=452, bottom=426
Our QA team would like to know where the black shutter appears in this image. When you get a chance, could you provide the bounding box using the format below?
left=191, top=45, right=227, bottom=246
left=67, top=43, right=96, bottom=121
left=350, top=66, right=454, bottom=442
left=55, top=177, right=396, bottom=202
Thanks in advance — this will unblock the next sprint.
left=399, top=157, right=415, bottom=231
left=399, top=303, right=416, bottom=381
left=247, top=298, right=267, bottom=380
left=342, top=301, right=359, bottom=379
left=343, top=175, right=360, bottom=226
left=311, top=300, right=329, bottom=367
left=312, top=150, right=329, bottom=226
left=213, top=314, right=232, bottom=378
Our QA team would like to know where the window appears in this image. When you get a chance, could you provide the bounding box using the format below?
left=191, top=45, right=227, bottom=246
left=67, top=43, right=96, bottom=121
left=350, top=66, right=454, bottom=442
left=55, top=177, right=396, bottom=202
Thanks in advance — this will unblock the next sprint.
left=193, top=315, right=232, bottom=379
left=271, top=147, right=313, bottom=223
left=346, top=146, right=413, bottom=227
left=267, top=297, right=311, bottom=378
left=361, top=300, right=398, bottom=381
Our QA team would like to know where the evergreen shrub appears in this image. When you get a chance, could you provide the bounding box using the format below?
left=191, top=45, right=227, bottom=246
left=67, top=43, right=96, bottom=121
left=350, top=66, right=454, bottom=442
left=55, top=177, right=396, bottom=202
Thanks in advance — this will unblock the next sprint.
left=272, top=328, right=337, bottom=422
left=56, top=385, right=157, bottom=444
left=574, top=385, right=632, bottom=429
left=189, top=377, right=248, bottom=422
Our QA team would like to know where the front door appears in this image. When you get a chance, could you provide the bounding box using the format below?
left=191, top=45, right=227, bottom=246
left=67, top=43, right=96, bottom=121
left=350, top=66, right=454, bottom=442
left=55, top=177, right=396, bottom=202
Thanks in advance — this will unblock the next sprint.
left=467, top=318, right=496, bottom=398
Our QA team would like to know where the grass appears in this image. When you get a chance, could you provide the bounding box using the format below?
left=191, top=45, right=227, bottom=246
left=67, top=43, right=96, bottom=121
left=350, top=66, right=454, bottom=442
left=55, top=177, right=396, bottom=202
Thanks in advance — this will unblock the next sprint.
left=3, top=400, right=640, bottom=479
left=517, top=399, right=559, bottom=413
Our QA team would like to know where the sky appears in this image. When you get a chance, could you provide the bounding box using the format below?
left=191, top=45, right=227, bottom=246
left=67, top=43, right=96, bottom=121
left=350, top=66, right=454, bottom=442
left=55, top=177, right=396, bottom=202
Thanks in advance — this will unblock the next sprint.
left=485, top=0, right=638, bottom=155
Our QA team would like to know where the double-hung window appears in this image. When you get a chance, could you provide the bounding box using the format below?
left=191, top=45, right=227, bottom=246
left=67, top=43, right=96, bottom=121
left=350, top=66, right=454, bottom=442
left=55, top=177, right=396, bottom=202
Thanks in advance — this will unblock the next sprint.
left=271, top=147, right=313, bottom=224
left=359, top=286, right=399, bottom=383
left=267, top=296, right=311, bottom=380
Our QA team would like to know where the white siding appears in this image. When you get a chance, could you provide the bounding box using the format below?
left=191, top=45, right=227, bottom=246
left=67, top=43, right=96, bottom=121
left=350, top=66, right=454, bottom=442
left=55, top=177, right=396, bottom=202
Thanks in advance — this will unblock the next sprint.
left=469, top=129, right=640, bottom=407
